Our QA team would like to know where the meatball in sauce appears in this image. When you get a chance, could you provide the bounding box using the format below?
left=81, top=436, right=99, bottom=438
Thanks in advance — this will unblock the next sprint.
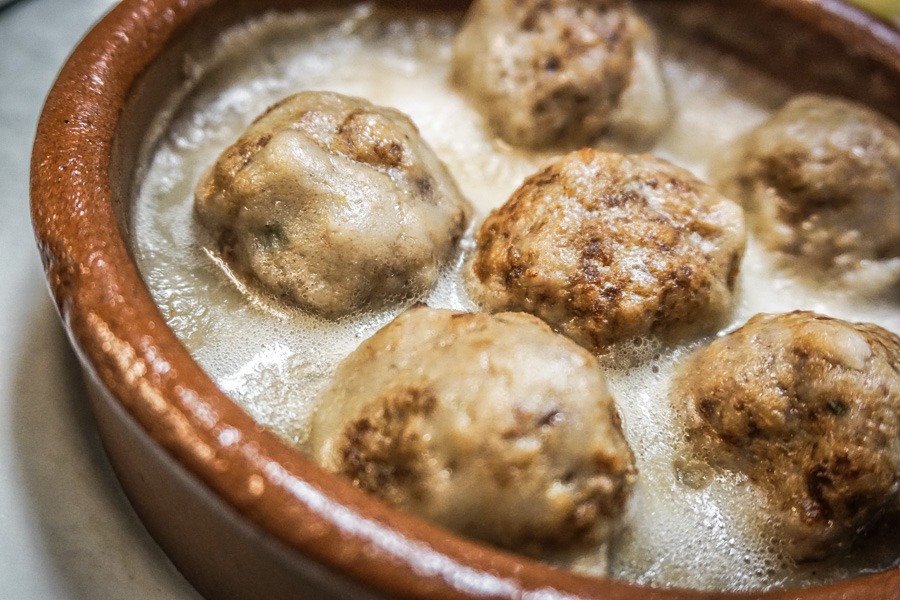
left=713, top=94, right=900, bottom=289
left=451, top=0, right=670, bottom=149
left=195, top=91, right=472, bottom=318
left=673, top=311, right=900, bottom=561
left=468, top=149, right=746, bottom=353
left=309, top=306, right=636, bottom=555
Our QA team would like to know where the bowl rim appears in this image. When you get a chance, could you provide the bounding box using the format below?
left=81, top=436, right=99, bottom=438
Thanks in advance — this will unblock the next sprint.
left=29, top=0, right=900, bottom=598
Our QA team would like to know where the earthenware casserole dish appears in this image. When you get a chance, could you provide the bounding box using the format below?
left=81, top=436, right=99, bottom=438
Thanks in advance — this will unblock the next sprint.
left=30, top=0, right=900, bottom=598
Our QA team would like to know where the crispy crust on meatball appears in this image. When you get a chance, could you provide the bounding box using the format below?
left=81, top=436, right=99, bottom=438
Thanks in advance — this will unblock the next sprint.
left=673, top=311, right=900, bottom=560
left=195, top=91, right=472, bottom=317
left=309, top=306, right=636, bottom=554
left=713, top=94, right=900, bottom=285
left=451, top=0, right=636, bottom=148
left=468, top=149, right=746, bottom=353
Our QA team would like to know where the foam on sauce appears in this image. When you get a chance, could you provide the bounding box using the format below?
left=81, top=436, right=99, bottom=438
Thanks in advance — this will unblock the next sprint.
left=132, top=6, right=900, bottom=592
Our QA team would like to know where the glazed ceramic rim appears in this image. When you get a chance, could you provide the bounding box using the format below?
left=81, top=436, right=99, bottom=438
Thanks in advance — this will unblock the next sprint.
left=30, top=0, right=900, bottom=598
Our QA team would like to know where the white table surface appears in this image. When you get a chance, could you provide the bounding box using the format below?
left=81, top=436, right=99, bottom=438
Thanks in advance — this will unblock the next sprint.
left=0, top=0, right=201, bottom=597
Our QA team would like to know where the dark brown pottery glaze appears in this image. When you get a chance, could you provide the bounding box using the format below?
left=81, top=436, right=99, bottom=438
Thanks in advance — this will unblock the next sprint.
left=30, top=1, right=900, bottom=599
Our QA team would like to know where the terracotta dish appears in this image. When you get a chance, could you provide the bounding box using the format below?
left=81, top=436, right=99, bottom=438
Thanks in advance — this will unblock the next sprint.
left=30, top=0, right=900, bottom=598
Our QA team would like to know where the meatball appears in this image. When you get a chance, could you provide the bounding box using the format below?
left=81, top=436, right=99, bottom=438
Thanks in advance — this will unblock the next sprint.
left=451, top=0, right=639, bottom=149
left=308, top=306, right=636, bottom=554
left=194, top=91, right=472, bottom=317
left=673, top=311, right=900, bottom=560
left=713, top=94, right=900, bottom=285
left=468, top=149, right=747, bottom=353
left=605, top=14, right=673, bottom=148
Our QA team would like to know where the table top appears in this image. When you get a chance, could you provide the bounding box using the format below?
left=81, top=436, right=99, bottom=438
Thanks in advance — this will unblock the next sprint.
left=0, top=0, right=201, bottom=597
left=0, top=1, right=896, bottom=599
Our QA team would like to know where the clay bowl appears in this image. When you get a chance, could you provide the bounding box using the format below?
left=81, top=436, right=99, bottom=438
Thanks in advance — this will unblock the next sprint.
left=30, top=0, right=900, bottom=598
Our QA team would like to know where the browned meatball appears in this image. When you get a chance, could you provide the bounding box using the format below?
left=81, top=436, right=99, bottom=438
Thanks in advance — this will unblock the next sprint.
left=451, top=0, right=636, bottom=149
left=673, top=311, right=900, bottom=560
left=468, top=149, right=747, bottom=353
left=308, top=306, right=636, bottom=554
left=713, top=95, right=900, bottom=285
left=195, top=91, right=472, bottom=318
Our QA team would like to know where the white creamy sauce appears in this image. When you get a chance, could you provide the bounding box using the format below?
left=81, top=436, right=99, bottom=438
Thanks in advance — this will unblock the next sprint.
left=132, top=6, right=900, bottom=592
